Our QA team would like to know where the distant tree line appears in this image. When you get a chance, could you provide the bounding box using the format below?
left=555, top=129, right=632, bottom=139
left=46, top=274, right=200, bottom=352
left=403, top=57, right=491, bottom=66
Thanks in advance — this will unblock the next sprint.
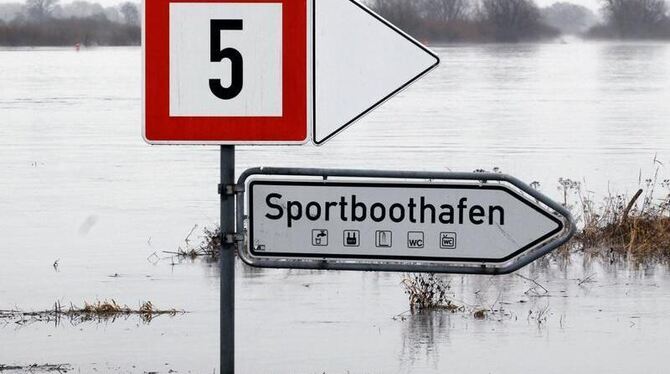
left=372, top=0, right=560, bottom=42
left=0, top=0, right=140, bottom=46
left=372, top=0, right=670, bottom=42
left=588, top=0, right=670, bottom=39
left=2, top=0, right=669, bottom=46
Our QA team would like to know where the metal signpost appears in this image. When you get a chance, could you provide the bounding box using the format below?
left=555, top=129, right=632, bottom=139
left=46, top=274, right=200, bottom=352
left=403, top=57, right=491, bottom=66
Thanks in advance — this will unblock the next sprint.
left=219, top=146, right=235, bottom=373
left=142, top=0, right=575, bottom=373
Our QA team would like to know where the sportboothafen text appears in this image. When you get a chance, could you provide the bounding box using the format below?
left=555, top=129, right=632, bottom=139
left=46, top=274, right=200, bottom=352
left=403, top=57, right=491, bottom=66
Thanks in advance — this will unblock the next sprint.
left=264, top=194, right=505, bottom=228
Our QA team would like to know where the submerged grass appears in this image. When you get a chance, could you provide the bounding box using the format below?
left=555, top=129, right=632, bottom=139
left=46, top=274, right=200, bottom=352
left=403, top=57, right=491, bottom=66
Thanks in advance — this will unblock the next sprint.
left=0, top=364, right=71, bottom=373
left=400, top=274, right=515, bottom=320
left=401, top=274, right=462, bottom=314
left=399, top=163, right=670, bottom=314
left=0, top=300, right=184, bottom=326
left=163, top=225, right=222, bottom=259
left=559, top=166, right=670, bottom=261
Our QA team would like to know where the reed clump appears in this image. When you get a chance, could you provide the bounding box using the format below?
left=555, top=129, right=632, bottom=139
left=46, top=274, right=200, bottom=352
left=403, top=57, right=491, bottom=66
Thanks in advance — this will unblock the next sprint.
left=560, top=172, right=670, bottom=260
left=401, top=274, right=463, bottom=314
left=164, top=225, right=221, bottom=259
left=0, top=363, right=71, bottom=373
left=77, top=300, right=179, bottom=322
left=400, top=274, right=514, bottom=321
left=1, top=300, right=184, bottom=326
left=200, top=226, right=223, bottom=256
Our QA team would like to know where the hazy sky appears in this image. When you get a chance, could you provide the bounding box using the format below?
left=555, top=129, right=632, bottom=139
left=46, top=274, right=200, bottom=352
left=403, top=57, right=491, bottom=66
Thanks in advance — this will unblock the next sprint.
left=0, top=0, right=604, bottom=12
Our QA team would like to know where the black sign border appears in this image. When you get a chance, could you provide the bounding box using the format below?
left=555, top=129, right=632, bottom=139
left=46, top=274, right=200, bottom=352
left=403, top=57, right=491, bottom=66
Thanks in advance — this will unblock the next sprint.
left=249, top=180, right=564, bottom=264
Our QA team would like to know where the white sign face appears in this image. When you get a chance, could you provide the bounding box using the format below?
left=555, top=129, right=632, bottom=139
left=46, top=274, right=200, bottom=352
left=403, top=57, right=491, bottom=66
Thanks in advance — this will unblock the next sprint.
left=247, top=180, right=565, bottom=264
left=169, top=3, right=283, bottom=117
left=313, top=0, right=439, bottom=144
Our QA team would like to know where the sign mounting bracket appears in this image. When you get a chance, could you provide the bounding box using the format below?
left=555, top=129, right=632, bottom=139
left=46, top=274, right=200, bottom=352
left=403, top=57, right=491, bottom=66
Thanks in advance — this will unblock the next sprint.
left=218, top=184, right=245, bottom=196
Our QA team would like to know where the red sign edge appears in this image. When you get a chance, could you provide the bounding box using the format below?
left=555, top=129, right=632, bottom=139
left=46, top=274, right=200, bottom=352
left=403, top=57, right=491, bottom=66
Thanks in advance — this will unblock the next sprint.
left=141, top=0, right=312, bottom=146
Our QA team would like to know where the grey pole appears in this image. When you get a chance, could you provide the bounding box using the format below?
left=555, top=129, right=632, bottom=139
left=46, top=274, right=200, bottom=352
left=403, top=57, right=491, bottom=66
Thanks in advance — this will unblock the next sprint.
left=220, top=145, right=235, bottom=374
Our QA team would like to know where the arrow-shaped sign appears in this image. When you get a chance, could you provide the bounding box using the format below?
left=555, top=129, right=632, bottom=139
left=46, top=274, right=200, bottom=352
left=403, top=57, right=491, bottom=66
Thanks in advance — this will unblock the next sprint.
left=237, top=169, right=575, bottom=274
left=312, top=0, right=440, bottom=145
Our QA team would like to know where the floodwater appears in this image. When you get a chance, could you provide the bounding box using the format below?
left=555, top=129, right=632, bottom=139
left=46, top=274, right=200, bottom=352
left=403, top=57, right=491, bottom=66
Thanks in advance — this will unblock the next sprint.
left=1, top=41, right=670, bottom=373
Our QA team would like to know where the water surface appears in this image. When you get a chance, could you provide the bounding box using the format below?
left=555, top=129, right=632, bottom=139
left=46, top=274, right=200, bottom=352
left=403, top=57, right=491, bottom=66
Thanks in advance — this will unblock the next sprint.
left=1, top=42, right=669, bottom=373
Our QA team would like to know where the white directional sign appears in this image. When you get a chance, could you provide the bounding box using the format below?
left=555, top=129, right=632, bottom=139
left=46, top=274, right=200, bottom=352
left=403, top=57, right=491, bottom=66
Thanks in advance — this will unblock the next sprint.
left=238, top=169, right=575, bottom=274
left=313, top=0, right=440, bottom=145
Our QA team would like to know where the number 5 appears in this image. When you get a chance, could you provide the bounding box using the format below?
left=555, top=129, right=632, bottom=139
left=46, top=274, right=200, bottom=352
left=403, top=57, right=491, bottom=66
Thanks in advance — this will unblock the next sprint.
left=210, top=19, right=243, bottom=100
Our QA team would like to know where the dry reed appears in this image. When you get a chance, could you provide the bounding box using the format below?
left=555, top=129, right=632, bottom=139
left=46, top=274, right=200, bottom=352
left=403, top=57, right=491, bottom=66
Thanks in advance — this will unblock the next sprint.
left=559, top=168, right=670, bottom=261
left=0, top=300, right=184, bottom=326
left=164, top=225, right=222, bottom=259
left=0, top=363, right=71, bottom=373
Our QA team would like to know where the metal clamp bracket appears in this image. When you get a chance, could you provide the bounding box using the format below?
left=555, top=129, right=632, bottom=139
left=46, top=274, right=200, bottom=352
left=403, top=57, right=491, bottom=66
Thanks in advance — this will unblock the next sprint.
left=224, top=233, right=245, bottom=244
left=218, top=183, right=245, bottom=196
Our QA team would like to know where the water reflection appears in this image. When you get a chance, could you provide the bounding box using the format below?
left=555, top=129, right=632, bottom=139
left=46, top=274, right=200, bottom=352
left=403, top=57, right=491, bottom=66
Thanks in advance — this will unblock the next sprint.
left=480, top=43, right=542, bottom=85
left=600, top=42, right=666, bottom=64
left=399, top=311, right=453, bottom=372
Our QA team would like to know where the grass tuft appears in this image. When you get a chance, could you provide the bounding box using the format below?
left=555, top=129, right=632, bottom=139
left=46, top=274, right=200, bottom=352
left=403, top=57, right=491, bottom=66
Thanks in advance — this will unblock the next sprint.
left=401, top=274, right=463, bottom=314
left=0, top=300, right=184, bottom=326
left=163, top=225, right=222, bottom=259
left=0, top=363, right=71, bottom=373
left=559, top=169, right=670, bottom=261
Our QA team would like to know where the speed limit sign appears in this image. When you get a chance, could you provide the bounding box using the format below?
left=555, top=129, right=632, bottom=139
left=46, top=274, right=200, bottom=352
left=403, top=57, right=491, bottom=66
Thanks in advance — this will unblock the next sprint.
left=143, top=0, right=308, bottom=144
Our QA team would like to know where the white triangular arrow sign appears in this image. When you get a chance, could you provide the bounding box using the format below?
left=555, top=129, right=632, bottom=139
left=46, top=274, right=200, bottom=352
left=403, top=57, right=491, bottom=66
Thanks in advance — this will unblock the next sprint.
left=312, top=0, right=440, bottom=145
